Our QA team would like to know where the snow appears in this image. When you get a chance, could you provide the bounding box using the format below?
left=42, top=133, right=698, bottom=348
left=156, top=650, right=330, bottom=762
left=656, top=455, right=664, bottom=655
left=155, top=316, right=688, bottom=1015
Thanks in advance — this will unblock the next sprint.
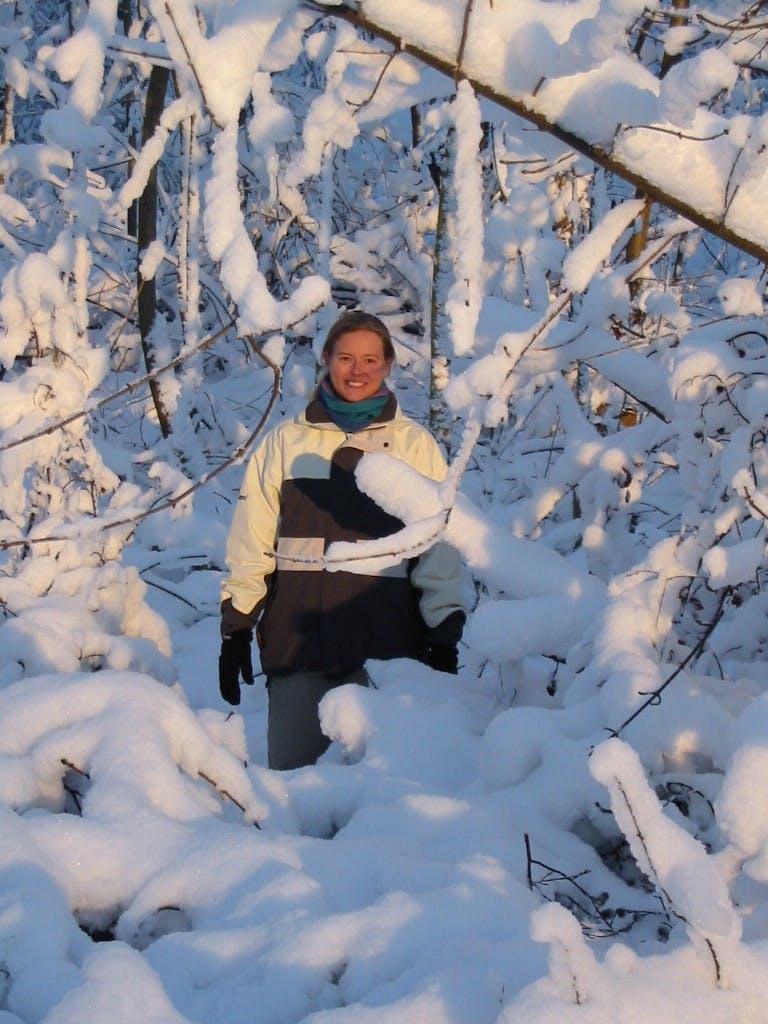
left=561, top=199, right=646, bottom=294
left=4, top=0, right=768, bottom=1022
left=2, top=456, right=767, bottom=1023
left=658, top=50, right=739, bottom=130
left=446, top=81, right=484, bottom=356
left=358, top=0, right=768, bottom=254
left=718, top=278, right=765, bottom=318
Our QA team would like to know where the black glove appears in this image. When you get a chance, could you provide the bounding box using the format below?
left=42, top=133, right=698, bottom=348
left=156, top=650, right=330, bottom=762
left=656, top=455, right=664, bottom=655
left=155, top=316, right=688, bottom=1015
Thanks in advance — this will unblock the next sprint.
left=422, top=641, right=459, bottom=674
left=421, top=610, right=465, bottom=674
left=218, top=629, right=254, bottom=705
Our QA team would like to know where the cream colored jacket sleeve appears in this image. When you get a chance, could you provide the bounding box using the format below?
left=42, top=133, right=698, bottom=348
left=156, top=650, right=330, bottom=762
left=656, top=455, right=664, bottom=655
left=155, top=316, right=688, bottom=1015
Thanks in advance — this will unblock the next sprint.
left=406, top=430, right=466, bottom=630
left=221, top=426, right=283, bottom=621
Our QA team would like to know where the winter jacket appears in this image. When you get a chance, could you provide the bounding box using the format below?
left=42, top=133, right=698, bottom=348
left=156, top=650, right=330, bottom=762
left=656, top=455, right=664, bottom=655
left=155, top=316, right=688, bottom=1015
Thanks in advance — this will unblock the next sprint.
left=221, top=392, right=465, bottom=676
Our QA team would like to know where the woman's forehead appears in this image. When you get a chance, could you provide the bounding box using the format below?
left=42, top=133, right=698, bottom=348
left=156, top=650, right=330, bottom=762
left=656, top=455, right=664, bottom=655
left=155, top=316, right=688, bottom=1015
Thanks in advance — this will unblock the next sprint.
left=330, top=329, right=389, bottom=357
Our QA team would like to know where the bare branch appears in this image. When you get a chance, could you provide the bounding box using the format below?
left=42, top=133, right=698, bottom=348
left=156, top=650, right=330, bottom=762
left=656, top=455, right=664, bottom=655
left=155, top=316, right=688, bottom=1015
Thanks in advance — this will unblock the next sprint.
left=0, top=335, right=281, bottom=550
left=198, top=770, right=262, bottom=828
left=455, top=0, right=477, bottom=81
left=609, top=586, right=732, bottom=737
left=0, top=318, right=237, bottom=456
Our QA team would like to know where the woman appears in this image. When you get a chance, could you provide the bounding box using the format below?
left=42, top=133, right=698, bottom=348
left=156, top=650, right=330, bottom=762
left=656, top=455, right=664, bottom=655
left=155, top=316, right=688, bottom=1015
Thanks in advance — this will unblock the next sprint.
left=218, top=311, right=465, bottom=770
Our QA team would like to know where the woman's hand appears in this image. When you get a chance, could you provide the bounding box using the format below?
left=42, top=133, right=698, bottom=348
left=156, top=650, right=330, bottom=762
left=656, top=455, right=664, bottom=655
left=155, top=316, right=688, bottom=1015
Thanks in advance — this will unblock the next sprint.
left=218, top=629, right=255, bottom=704
left=421, top=641, right=459, bottom=674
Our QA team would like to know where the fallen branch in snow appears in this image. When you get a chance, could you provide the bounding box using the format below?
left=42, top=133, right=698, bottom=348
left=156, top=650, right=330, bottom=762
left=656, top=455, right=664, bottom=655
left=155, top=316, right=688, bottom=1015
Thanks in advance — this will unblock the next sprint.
left=613, top=777, right=722, bottom=984
left=591, top=739, right=742, bottom=988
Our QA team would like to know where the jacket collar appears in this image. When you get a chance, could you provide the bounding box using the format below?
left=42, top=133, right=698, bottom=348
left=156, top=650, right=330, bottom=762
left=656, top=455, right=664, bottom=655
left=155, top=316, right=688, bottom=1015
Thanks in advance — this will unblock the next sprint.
left=303, top=391, right=398, bottom=429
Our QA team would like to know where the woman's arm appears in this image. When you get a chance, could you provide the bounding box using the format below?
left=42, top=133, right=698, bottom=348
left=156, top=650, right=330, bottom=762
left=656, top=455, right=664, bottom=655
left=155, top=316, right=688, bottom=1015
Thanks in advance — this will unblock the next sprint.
left=220, top=428, right=283, bottom=633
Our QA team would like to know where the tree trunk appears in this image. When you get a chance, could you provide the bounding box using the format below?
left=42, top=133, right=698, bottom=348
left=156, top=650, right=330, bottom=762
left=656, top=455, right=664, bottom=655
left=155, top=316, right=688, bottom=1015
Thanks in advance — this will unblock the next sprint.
left=428, top=130, right=456, bottom=451
left=137, top=64, right=172, bottom=438
left=625, top=195, right=652, bottom=301
left=625, top=2, right=689, bottom=299
left=660, top=0, right=690, bottom=79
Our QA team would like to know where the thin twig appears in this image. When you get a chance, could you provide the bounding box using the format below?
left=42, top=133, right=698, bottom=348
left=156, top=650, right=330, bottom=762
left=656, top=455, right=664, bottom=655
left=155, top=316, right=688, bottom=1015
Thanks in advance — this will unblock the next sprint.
left=609, top=586, right=732, bottom=737
left=163, top=1, right=219, bottom=127
left=524, top=830, right=658, bottom=938
left=198, top=770, right=262, bottom=828
left=61, top=757, right=91, bottom=779
left=0, top=335, right=281, bottom=549
left=525, top=832, right=534, bottom=889
left=624, top=124, right=730, bottom=144
left=0, top=318, right=237, bottom=455
left=349, top=50, right=400, bottom=116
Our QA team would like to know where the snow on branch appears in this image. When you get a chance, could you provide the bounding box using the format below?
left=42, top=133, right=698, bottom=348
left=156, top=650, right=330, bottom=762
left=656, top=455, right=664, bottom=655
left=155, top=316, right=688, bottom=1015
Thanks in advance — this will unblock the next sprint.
left=204, top=122, right=330, bottom=334
left=0, top=330, right=283, bottom=549
left=327, top=1, right=768, bottom=262
left=530, top=901, right=601, bottom=1005
left=119, top=92, right=199, bottom=209
left=299, top=416, right=606, bottom=664
left=590, top=738, right=742, bottom=987
left=446, top=79, right=483, bottom=357
left=0, top=670, right=269, bottom=827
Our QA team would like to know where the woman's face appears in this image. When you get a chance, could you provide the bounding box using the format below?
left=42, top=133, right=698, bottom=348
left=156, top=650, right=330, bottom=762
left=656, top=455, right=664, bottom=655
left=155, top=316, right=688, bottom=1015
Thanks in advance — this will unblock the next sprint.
left=324, top=329, right=393, bottom=403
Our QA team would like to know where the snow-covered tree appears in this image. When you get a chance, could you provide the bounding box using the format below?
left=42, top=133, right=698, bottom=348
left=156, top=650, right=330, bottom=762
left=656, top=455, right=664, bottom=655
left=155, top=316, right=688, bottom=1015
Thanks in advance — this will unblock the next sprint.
left=2, top=1, right=768, bottom=1021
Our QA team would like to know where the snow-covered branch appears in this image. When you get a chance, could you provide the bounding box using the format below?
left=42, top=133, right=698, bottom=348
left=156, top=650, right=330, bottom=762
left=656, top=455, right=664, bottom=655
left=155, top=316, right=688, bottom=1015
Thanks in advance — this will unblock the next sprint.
left=325, top=0, right=768, bottom=262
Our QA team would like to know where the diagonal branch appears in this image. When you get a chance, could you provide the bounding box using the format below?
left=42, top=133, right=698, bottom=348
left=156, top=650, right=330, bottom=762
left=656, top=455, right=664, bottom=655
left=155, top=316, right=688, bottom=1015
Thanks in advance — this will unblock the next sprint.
left=0, top=318, right=237, bottom=455
left=0, top=335, right=282, bottom=550
left=609, top=586, right=732, bottom=738
left=316, top=1, right=768, bottom=263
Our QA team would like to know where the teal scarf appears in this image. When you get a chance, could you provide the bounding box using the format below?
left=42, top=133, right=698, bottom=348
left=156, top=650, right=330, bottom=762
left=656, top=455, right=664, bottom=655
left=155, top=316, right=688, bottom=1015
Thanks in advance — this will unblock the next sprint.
left=318, top=378, right=391, bottom=432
